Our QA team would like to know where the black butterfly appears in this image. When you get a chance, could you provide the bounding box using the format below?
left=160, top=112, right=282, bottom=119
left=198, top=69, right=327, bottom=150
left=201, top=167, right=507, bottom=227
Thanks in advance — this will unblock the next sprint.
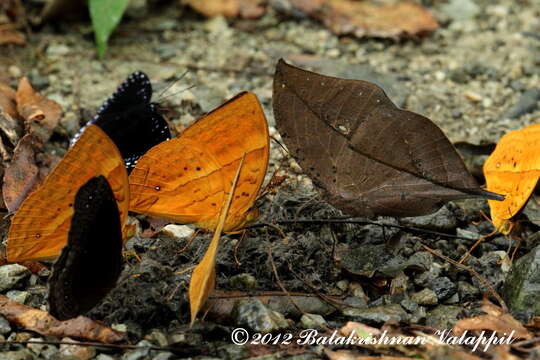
left=74, top=72, right=171, bottom=170
left=48, top=175, right=123, bottom=320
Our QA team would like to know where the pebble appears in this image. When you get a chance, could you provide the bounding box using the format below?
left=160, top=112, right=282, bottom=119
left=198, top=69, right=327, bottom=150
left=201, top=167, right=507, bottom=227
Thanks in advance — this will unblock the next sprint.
left=1, top=349, right=35, bottom=360
left=457, top=281, right=479, bottom=301
left=504, top=88, right=540, bottom=119
left=400, top=206, right=457, bottom=231
left=343, top=304, right=409, bottom=323
left=160, top=224, right=195, bottom=240
left=411, top=288, right=438, bottom=305
left=503, top=245, right=540, bottom=318
left=95, top=355, right=116, bottom=360
left=122, top=340, right=154, bottom=360
left=464, top=91, right=482, bottom=102
left=234, top=299, right=291, bottom=333
left=26, top=338, right=58, bottom=358
left=426, top=305, right=462, bottom=329
left=300, top=313, right=327, bottom=329
left=8, top=65, right=22, bottom=78
left=6, top=290, right=29, bottom=304
left=228, top=273, right=258, bottom=290
left=0, top=264, right=31, bottom=291
left=59, top=337, right=96, bottom=360
left=0, top=316, right=11, bottom=335
left=441, top=0, right=480, bottom=21
left=429, top=277, right=457, bottom=301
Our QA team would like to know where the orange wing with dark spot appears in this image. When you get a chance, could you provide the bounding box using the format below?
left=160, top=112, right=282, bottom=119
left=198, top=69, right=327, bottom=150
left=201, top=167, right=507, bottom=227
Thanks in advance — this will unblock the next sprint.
left=129, top=92, right=269, bottom=232
left=7, top=125, right=129, bottom=262
left=484, top=123, right=540, bottom=234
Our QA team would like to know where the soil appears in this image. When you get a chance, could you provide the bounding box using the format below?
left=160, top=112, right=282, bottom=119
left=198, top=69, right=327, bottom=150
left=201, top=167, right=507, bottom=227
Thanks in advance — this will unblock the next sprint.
left=1, top=0, right=540, bottom=359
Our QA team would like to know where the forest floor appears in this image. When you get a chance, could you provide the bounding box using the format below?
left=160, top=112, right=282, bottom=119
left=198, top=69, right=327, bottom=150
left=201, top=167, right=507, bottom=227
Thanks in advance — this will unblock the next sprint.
left=0, top=0, right=540, bottom=359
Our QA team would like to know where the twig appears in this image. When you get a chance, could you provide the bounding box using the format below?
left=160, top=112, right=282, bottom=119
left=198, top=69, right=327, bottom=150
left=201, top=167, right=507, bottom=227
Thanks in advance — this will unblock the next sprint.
left=248, top=218, right=479, bottom=241
left=421, top=244, right=508, bottom=312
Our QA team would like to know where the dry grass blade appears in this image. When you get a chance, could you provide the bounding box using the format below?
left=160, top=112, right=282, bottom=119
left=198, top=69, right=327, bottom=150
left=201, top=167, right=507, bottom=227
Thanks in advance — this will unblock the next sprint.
left=189, top=154, right=245, bottom=326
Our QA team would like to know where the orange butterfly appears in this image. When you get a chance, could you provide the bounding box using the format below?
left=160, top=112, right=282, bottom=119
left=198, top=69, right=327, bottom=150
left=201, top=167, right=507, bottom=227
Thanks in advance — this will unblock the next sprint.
left=129, top=92, right=270, bottom=231
left=484, top=123, right=540, bottom=234
left=6, top=125, right=129, bottom=262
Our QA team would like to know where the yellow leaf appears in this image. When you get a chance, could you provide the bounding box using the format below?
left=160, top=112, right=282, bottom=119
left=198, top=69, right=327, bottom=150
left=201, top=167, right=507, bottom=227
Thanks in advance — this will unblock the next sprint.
left=484, top=124, right=540, bottom=234
left=188, top=155, right=245, bottom=326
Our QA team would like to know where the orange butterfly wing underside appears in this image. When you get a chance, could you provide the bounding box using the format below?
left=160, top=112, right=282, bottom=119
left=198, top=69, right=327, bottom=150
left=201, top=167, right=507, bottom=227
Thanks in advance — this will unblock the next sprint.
left=129, top=92, right=270, bottom=232
left=7, top=125, right=129, bottom=262
left=484, top=123, right=540, bottom=233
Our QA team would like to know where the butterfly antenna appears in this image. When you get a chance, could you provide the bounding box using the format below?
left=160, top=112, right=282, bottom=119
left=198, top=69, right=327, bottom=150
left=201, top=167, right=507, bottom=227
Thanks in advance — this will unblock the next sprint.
left=155, top=69, right=191, bottom=101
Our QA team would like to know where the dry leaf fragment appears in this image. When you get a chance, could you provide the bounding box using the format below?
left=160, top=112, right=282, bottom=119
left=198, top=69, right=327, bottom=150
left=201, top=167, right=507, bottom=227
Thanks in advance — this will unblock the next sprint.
left=2, top=134, right=42, bottom=213
left=0, top=294, right=125, bottom=343
left=453, top=300, right=530, bottom=339
left=16, top=77, right=62, bottom=142
left=0, top=82, right=22, bottom=146
left=189, top=156, right=245, bottom=326
left=0, top=24, right=26, bottom=45
left=183, top=0, right=265, bottom=18
left=275, top=0, right=438, bottom=39
left=484, top=123, right=540, bottom=234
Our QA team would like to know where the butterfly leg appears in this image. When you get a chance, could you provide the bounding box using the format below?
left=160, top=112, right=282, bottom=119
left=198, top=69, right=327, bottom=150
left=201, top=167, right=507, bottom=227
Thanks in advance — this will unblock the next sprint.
left=233, top=229, right=248, bottom=265
left=176, top=229, right=201, bottom=254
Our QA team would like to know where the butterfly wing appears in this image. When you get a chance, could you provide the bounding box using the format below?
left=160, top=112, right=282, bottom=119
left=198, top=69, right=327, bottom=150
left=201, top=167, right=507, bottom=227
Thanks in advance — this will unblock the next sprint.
left=74, top=72, right=171, bottom=170
left=7, top=124, right=129, bottom=262
left=48, top=175, right=123, bottom=320
left=129, top=92, right=269, bottom=231
left=484, top=124, right=540, bottom=231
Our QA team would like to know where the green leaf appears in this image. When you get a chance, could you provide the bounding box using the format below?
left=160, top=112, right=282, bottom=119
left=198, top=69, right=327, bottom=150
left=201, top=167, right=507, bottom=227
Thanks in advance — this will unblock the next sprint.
left=88, top=0, right=130, bottom=58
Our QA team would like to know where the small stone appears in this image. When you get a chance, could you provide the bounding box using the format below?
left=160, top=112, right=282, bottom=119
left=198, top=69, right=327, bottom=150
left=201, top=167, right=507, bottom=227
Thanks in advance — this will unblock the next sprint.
left=26, top=338, right=58, bottom=357
left=112, top=323, right=127, bottom=332
left=336, top=280, right=349, bottom=292
left=204, top=16, right=230, bottom=35
left=411, top=288, right=438, bottom=305
left=343, top=304, right=408, bottom=323
left=167, top=332, right=202, bottom=347
left=234, top=299, right=291, bottom=333
left=60, top=338, right=96, bottom=360
left=456, top=228, right=480, bottom=240
left=8, top=65, right=22, bottom=78
left=145, top=330, right=168, bottom=347
left=452, top=110, right=463, bottom=118
left=122, top=340, right=154, bottom=360
left=441, top=0, right=479, bottom=21
left=1, top=349, right=34, bottom=360
left=429, top=277, right=457, bottom=301
left=228, top=273, right=257, bottom=290
left=0, top=316, right=11, bottom=334
left=0, top=264, right=31, bottom=291
left=401, top=206, right=457, bottom=231
left=503, top=245, right=540, bottom=317
left=95, top=355, right=116, bottom=360
left=443, top=293, right=460, bottom=304
left=426, top=305, right=462, bottom=329
left=46, top=43, right=70, bottom=57
left=464, top=91, right=482, bottom=102
left=457, top=281, right=479, bottom=301
left=300, top=313, right=327, bottom=329
left=400, top=297, right=418, bottom=312
left=349, top=282, right=369, bottom=302
left=153, top=353, right=175, bottom=360
left=160, top=224, right=194, bottom=240
left=504, top=88, right=540, bottom=119
left=6, top=290, right=29, bottom=304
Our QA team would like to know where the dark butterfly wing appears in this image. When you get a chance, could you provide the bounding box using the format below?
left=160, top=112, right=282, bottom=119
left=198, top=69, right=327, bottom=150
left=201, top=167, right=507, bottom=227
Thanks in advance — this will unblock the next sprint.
left=48, top=175, right=123, bottom=320
left=73, top=72, right=171, bottom=170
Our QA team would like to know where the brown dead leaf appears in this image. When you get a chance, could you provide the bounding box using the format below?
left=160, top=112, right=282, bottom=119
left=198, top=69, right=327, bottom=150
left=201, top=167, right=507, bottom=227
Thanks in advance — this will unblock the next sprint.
left=16, top=77, right=62, bottom=142
left=0, top=24, right=26, bottom=46
left=0, top=294, right=125, bottom=343
left=183, top=0, right=265, bottom=19
left=276, top=0, right=438, bottom=39
left=189, top=156, right=245, bottom=326
left=2, top=134, right=42, bottom=213
left=0, top=82, right=22, bottom=146
left=453, top=300, right=531, bottom=339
